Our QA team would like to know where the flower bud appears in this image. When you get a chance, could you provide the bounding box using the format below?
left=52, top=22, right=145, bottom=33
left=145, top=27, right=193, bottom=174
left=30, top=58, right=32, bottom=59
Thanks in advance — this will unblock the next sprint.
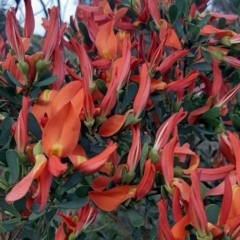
left=35, top=59, right=51, bottom=73
left=209, top=51, right=223, bottom=61
left=149, top=148, right=159, bottom=164
left=125, top=172, right=136, bottom=184
left=33, top=141, right=43, bottom=156
left=17, top=61, right=29, bottom=76
left=219, top=36, right=231, bottom=47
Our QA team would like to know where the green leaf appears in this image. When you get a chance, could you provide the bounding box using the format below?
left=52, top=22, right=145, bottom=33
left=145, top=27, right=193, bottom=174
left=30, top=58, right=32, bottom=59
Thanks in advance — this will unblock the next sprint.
left=150, top=92, right=164, bottom=102
left=78, top=22, right=92, bottom=46
left=47, top=226, right=56, bottom=240
left=229, top=71, right=240, bottom=84
left=126, top=208, right=145, bottom=227
left=123, top=113, right=135, bottom=127
left=6, top=150, right=20, bottom=184
left=141, top=134, right=151, bottom=144
left=190, top=25, right=200, bottom=42
left=140, top=143, right=148, bottom=177
left=0, top=197, right=21, bottom=217
left=201, top=49, right=213, bottom=64
left=189, top=62, right=212, bottom=71
left=182, top=100, right=192, bottom=111
left=0, top=218, right=22, bottom=233
left=0, top=117, right=13, bottom=148
left=155, top=172, right=165, bottom=187
left=198, top=14, right=211, bottom=28
left=58, top=197, right=88, bottom=209
left=230, top=114, right=240, bottom=131
left=29, top=210, right=46, bottom=221
left=0, top=149, right=7, bottom=165
left=202, top=107, right=221, bottom=119
left=205, top=204, right=220, bottom=224
left=205, top=118, right=221, bottom=127
left=3, top=70, right=25, bottom=88
left=28, top=113, right=42, bottom=140
left=126, top=83, right=138, bottom=105
left=0, top=86, right=22, bottom=105
left=168, top=5, right=178, bottom=24
left=75, top=186, right=92, bottom=197
left=45, top=208, right=58, bottom=225
left=175, top=0, right=186, bottom=16
left=96, top=79, right=108, bottom=95
left=218, top=17, right=226, bottom=29
left=57, top=171, right=82, bottom=195
left=34, top=76, right=58, bottom=87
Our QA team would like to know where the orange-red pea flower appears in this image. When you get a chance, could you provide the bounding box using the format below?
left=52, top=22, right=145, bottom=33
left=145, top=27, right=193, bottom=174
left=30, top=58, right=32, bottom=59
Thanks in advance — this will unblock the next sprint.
left=158, top=200, right=190, bottom=240
left=31, top=89, right=58, bottom=125
left=23, top=0, right=35, bottom=38
left=51, top=45, right=65, bottom=90
left=5, top=8, right=25, bottom=63
left=55, top=202, right=98, bottom=240
left=13, top=97, right=30, bottom=155
left=200, top=24, right=235, bottom=39
left=135, top=159, right=156, bottom=199
left=99, top=109, right=133, bottom=137
left=42, top=102, right=80, bottom=177
left=77, top=142, right=117, bottom=175
left=69, top=38, right=94, bottom=89
left=158, top=50, right=189, bottom=75
left=159, top=21, right=182, bottom=50
left=42, top=7, right=60, bottom=62
left=6, top=153, right=47, bottom=204
left=127, top=123, right=141, bottom=174
left=50, top=80, right=84, bottom=117
left=188, top=170, right=209, bottom=238
left=199, top=11, right=238, bottom=25
left=95, top=20, right=117, bottom=60
left=133, top=63, right=151, bottom=119
left=152, top=108, right=187, bottom=154
left=158, top=200, right=175, bottom=240
left=89, top=185, right=136, bottom=212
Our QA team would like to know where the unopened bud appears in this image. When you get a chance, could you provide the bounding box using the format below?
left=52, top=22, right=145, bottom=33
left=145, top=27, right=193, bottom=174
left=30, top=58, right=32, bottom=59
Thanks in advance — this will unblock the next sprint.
left=125, top=172, right=136, bottom=184
left=84, top=119, right=95, bottom=131
left=35, top=59, right=51, bottom=73
left=210, top=51, right=223, bottom=61
left=33, top=141, right=43, bottom=156
left=219, top=36, right=231, bottom=47
left=149, top=148, right=159, bottom=164
left=17, top=61, right=29, bottom=75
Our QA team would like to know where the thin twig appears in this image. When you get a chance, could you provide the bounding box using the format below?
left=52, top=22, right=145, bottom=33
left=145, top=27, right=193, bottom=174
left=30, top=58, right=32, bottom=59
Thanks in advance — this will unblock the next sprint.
left=11, top=224, right=24, bottom=240
left=107, top=212, right=131, bottom=240
left=38, top=0, right=48, bottom=19
left=85, top=223, right=109, bottom=233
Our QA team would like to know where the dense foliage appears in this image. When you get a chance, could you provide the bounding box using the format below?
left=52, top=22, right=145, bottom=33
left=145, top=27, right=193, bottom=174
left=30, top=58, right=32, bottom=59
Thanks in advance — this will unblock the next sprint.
left=1, top=0, right=240, bottom=239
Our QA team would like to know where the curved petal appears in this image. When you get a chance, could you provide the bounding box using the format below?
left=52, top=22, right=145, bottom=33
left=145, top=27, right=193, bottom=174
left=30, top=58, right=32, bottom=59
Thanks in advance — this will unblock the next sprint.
left=42, top=102, right=81, bottom=158
left=99, top=109, right=133, bottom=137
left=89, top=185, right=136, bottom=211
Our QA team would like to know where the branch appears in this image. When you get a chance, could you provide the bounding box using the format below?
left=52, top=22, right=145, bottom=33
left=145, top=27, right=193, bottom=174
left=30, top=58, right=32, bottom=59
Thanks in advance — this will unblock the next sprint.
left=57, top=0, right=61, bottom=23
left=38, top=0, right=48, bottom=19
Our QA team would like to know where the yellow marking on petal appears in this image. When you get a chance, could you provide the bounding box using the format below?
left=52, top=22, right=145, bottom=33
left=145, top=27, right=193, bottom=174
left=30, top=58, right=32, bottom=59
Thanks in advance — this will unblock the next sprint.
left=34, top=53, right=42, bottom=62
left=42, top=90, right=52, bottom=103
left=72, top=216, right=79, bottom=224
left=129, top=188, right=137, bottom=195
left=105, top=162, right=113, bottom=170
left=103, top=49, right=112, bottom=60
left=77, top=156, right=87, bottom=165
left=50, top=143, right=63, bottom=157
left=119, top=31, right=126, bottom=41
